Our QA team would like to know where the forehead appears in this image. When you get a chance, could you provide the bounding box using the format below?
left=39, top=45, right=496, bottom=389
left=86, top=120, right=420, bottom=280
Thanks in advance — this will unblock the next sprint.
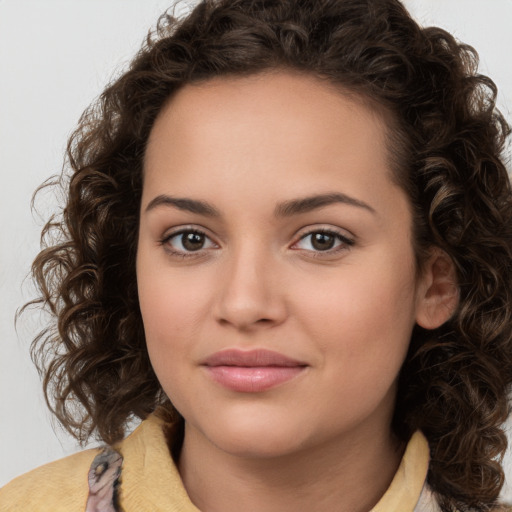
left=146, top=71, right=390, bottom=163
left=143, top=70, right=400, bottom=217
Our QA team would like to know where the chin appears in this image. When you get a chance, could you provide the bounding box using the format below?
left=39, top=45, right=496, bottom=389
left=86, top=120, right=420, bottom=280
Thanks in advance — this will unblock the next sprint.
left=212, top=429, right=308, bottom=459
left=186, top=407, right=313, bottom=459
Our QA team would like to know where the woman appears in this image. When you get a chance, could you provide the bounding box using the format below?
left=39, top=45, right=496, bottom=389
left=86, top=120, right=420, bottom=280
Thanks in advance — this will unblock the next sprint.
left=1, top=0, right=512, bottom=510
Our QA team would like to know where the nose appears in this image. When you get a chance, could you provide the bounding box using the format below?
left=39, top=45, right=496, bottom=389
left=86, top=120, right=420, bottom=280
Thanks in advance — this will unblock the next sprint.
left=214, top=246, right=288, bottom=331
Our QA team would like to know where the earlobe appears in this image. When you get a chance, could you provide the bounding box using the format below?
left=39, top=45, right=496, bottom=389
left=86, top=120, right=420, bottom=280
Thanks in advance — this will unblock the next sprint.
left=415, top=248, right=459, bottom=330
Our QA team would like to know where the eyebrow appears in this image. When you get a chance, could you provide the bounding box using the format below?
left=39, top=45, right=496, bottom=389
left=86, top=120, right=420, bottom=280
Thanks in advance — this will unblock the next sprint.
left=144, top=192, right=376, bottom=217
left=145, top=196, right=220, bottom=217
left=274, top=193, right=376, bottom=217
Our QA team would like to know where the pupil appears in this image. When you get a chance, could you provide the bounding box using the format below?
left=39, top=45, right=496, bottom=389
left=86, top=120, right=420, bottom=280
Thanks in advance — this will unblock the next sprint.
left=183, top=232, right=204, bottom=251
left=312, top=233, right=334, bottom=251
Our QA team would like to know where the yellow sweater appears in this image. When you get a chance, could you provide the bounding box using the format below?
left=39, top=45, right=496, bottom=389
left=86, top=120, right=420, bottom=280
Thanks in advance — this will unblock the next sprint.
left=0, top=414, right=433, bottom=511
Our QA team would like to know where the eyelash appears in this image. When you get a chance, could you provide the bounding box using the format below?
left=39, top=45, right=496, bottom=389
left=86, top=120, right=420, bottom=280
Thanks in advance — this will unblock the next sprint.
left=159, top=228, right=216, bottom=259
left=293, top=229, right=355, bottom=258
left=159, top=227, right=355, bottom=259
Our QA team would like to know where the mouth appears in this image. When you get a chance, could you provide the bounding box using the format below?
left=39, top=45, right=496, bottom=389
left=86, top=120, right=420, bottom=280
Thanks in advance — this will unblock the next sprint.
left=202, top=349, right=308, bottom=393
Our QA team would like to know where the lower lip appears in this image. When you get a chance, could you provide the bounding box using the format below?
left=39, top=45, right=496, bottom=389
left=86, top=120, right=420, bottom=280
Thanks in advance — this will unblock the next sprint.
left=204, top=366, right=306, bottom=392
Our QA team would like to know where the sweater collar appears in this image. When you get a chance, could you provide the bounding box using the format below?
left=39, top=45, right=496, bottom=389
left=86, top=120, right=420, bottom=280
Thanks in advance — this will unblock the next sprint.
left=115, top=414, right=430, bottom=512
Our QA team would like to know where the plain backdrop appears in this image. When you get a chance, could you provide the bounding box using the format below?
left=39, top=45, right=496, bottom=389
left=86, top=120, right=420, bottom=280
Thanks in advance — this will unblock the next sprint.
left=1, top=0, right=512, bottom=500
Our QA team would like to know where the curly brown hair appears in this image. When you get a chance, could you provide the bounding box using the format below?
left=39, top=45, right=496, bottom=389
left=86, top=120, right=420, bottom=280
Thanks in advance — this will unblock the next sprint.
left=26, top=0, right=512, bottom=510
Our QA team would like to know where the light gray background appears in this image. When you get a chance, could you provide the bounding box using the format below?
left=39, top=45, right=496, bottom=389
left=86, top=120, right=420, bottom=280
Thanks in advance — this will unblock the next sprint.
left=1, top=0, right=512, bottom=500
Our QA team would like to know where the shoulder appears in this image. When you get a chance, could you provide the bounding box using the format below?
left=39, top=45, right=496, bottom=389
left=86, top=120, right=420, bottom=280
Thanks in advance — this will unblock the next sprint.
left=414, top=482, right=512, bottom=512
left=0, top=447, right=101, bottom=512
left=0, top=414, right=172, bottom=512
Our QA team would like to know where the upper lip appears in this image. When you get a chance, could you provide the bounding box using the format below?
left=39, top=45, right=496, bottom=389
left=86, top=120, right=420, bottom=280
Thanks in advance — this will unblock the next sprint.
left=202, top=349, right=307, bottom=367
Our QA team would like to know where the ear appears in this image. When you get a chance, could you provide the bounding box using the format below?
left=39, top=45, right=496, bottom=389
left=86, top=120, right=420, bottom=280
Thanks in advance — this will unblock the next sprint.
left=415, top=247, right=459, bottom=330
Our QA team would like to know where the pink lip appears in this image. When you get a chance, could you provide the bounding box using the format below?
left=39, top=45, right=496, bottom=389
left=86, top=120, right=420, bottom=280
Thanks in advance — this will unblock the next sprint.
left=202, top=349, right=308, bottom=393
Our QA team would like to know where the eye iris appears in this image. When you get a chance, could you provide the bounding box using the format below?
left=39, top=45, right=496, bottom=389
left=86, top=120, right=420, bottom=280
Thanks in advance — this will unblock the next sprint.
left=311, top=232, right=335, bottom=251
left=182, top=232, right=204, bottom=251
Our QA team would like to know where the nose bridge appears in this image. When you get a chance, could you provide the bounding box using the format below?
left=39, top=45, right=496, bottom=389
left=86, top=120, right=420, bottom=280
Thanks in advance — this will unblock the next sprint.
left=215, top=237, right=285, bottom=329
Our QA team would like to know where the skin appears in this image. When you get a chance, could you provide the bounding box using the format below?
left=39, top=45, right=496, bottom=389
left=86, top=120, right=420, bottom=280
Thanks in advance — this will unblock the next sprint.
left=137, top=70, right=456, bottom=512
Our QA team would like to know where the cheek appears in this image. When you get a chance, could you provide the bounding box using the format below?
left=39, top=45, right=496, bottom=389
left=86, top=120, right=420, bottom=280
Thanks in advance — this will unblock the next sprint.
left=138, top=282, right=203, bottom=409
left=140, top=284, right=203, bottom=342
left=136, top=253, right=213, bottom=380
left=293, top=249, right=418, bottom=373
left=137, top=237, right=216, bottom=327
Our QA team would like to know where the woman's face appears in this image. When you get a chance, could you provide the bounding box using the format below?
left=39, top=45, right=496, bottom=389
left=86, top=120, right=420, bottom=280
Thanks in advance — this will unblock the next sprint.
left=137, top=70, right=428, bottom=457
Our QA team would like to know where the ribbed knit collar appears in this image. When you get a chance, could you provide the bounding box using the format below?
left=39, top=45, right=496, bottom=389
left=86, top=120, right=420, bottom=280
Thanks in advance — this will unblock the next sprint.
left=115, top=414, right=431, bottom=512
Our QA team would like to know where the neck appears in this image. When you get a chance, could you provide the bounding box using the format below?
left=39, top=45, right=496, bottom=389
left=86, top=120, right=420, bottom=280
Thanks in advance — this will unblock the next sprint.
left=178, top=419, right=404, bottom=512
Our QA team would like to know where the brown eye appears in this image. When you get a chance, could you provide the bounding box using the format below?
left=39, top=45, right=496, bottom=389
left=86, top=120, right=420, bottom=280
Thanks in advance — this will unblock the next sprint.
left=311, top=232, right=336, bottom=251
left=182, top=232, right=205, bottom=251
left=294, top=230, right=354, bottom=254
left=164, top=229, right=216, bottom=255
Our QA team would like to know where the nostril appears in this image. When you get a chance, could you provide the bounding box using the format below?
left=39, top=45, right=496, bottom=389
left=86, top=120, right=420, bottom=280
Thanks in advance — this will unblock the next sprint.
left=217, top=315, right=277, bottom=331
